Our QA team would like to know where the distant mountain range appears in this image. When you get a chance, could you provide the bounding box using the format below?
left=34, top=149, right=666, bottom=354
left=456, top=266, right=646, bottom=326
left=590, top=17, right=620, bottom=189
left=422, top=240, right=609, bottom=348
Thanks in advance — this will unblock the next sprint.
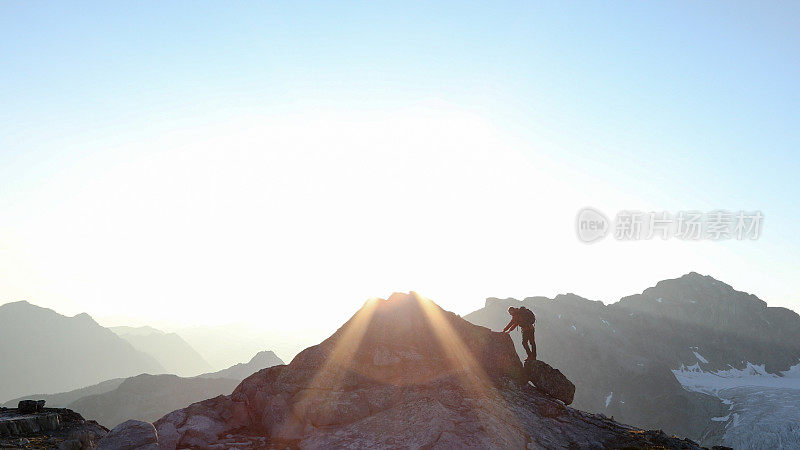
left=4, top=350, right=285, bottom=428
left=110, top=326, right=213, bottom=376
left=0, top=301, right=164, bottom=402
left=0, top=300, right=286, bottom=429
left=71, top=351, right=284, bottom=427
left=1, top=377, right=126, bottom=409
left=464, top=272, right=800, bottom=449
left=69, top=374, right=240, bottom=428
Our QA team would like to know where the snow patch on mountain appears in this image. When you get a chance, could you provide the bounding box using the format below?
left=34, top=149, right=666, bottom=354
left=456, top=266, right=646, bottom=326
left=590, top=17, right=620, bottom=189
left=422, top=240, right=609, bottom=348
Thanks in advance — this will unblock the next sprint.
left=672, top=362, right=800, bottom=395
left=673, top=361, right=800, bottom=449
left=691, top=350, right=709, bottom=364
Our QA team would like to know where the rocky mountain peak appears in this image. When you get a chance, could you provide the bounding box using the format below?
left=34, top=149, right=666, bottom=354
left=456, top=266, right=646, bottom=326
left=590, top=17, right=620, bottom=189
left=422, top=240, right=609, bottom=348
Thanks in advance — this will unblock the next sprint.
left=152, top=293, right=703, bottom=449
left=71, top=312, right=99, bottom=325
left=484, top=296, right=518, bottom=308
left=0, top=300, right=54, bottom=317
left=0, top=301, right=99, bottom=325
left=553, top=293, right=605, bottom=310
left=284, top=291, right=524, bottom=388
left=660, top=272, right=735, bottom=296
left=0, top=299, right=32, bottom=308
left=249, top=350, right=280, bottom=365
left=616, top=272, right=765, bottom=312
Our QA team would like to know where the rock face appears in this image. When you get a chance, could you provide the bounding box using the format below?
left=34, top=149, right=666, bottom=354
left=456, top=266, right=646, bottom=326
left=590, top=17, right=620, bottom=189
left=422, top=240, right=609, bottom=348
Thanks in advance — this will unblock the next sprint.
left=525, top=359, right=575, bottom=405
left=0, top=410, right=59, bottom=436
left=153, top=292, right=702, bottom=449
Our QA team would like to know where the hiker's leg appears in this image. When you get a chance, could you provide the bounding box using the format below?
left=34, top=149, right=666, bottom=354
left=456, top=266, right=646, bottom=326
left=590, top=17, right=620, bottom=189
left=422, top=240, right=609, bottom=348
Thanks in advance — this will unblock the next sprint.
left=521, top=330, right=532, bottom=357
left=523, top=329, right=535, bottom=359
left=522, top=339, right=532, bottom=357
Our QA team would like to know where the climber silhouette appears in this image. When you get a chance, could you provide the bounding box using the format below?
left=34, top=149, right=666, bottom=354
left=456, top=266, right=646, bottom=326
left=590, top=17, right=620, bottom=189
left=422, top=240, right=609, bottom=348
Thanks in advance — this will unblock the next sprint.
left=502, top=306, right=536, bottom=361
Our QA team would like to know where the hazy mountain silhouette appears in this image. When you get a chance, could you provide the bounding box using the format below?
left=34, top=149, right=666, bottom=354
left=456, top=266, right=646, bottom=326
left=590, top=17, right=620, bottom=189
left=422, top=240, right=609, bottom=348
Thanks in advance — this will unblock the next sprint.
left=197, top=350, right=284, bottom=380
left=0, top=301, right=164, bottom=402
left=4, top=350, right=285, bottom=429
left=150, top=292, right=702, bottom=449
left=464, top=272, right=800, bottom=448
left=68, top=374, right=241, bottom=428
left=110, top=326, right=213, bottom=376
left=2, top=378, right=126, bottom=409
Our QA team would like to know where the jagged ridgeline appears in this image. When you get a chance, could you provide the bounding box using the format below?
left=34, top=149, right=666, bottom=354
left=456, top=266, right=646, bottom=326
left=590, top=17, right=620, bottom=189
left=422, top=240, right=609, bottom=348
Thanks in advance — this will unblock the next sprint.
left=151, top=292, right=701, bottom=449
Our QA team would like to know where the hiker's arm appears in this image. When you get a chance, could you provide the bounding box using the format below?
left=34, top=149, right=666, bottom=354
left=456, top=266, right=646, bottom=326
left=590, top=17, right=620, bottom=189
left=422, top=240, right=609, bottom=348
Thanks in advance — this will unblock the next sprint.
left=502, top=318, right=517, bottom=333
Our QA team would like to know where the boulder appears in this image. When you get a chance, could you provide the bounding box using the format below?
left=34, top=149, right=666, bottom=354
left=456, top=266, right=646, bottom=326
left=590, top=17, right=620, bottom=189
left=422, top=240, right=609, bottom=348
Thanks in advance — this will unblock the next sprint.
left=98, top=419, right=158, bottom=450
left=525, top=359, right=576, bottom=405
left=17, top=400, right=45, bottom=414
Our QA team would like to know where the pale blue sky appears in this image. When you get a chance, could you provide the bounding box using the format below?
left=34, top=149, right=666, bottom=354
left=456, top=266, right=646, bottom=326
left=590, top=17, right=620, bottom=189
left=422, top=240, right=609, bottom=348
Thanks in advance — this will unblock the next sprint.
left=1, top=2, right=798, bottom=329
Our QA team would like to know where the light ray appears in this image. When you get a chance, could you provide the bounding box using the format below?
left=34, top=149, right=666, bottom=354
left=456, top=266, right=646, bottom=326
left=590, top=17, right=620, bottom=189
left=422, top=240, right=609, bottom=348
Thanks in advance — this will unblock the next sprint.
left=276, top=296, right=380, bottom=434
left=414, top=292, right=524, bottom=439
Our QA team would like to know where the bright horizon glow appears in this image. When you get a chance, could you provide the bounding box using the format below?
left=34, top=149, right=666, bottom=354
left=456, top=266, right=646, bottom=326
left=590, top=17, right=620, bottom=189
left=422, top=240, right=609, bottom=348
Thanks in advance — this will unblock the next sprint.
left=1, top=2, right=798, bottom=338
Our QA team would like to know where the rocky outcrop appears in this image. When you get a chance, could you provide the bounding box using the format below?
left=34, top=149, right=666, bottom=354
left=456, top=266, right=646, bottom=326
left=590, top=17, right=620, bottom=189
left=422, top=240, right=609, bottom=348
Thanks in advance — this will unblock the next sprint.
left=0, top=410, right=59, bottom=437
left=0, top=406, right=107, bottom=449
left=153, top=292, right=703, bottom=449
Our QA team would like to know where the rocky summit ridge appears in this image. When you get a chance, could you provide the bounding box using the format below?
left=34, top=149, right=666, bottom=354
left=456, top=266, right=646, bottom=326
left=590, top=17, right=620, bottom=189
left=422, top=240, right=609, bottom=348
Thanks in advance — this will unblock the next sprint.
left=149, top=292, right=704, bottom=449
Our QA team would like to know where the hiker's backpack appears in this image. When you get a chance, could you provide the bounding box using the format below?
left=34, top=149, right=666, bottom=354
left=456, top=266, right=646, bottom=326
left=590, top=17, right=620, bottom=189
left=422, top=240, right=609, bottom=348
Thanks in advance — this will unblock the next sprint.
left=518, top=306, right=536, bottom=327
